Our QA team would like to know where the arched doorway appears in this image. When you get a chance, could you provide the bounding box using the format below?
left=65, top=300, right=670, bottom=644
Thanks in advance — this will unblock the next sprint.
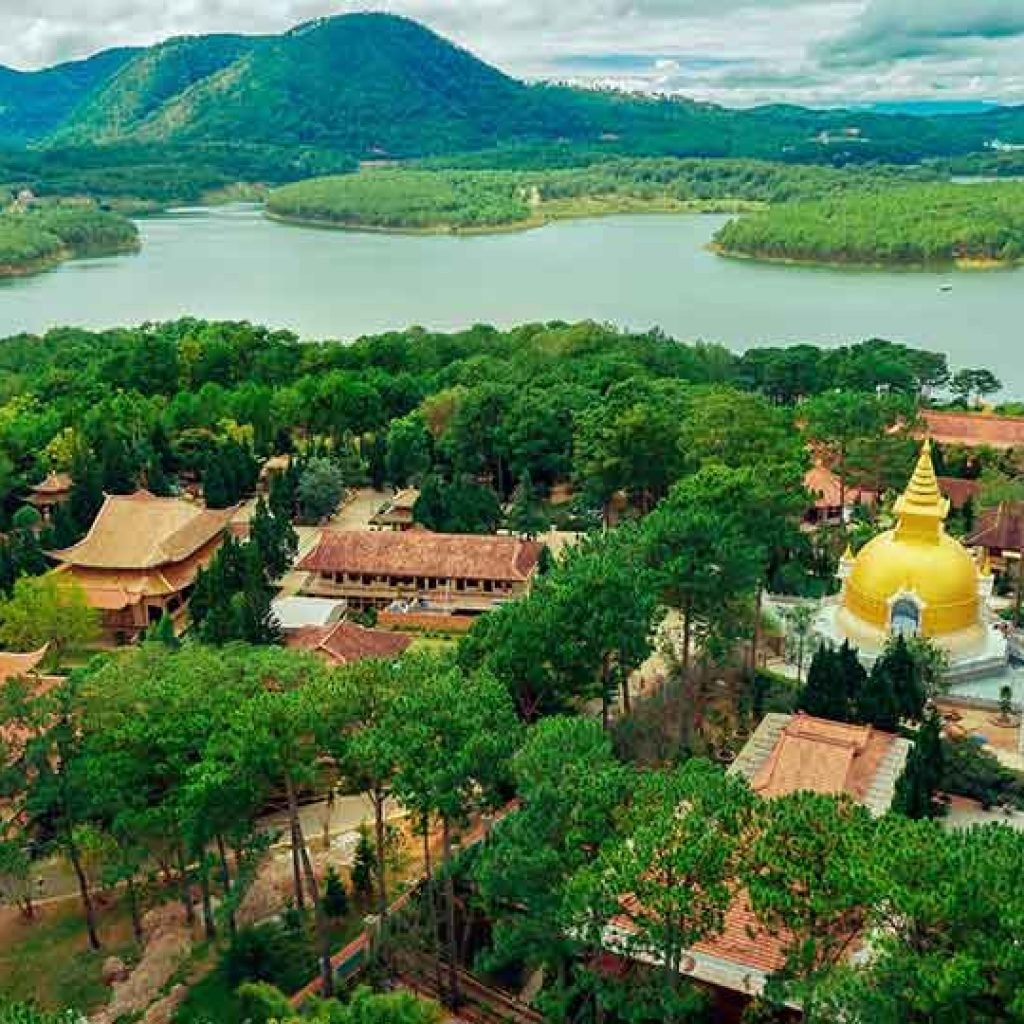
left=890, top=597, right=921, bottom=638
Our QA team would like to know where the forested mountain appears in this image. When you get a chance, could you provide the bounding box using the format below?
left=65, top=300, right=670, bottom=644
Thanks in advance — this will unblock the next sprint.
left=0, top=48, right=136, bottom=144
left=3, top=12, right=1024, bottom=164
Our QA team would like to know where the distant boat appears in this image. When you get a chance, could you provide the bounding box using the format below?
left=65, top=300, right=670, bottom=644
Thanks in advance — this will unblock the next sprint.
left=940, top=283, right=953, bottom=292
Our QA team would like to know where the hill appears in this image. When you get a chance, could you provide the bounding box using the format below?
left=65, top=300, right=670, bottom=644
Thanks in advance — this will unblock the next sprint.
left=2, top=13, right=1023, bottom=166
left=0, top=48, right=136, bottom=144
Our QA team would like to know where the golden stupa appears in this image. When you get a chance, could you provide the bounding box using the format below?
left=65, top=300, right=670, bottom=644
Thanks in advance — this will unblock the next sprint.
left=818, top=440, right=1007, bottom=679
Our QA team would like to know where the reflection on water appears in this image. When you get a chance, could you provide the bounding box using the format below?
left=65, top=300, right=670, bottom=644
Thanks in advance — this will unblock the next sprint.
left=2, top=204, right=1023, bottom=395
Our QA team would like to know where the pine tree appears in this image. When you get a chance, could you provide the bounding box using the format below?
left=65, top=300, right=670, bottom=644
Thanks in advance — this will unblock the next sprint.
left=251, top=497, right=297, bottom=581
left=350, top=826, right=376, bottom=902
left=203, top=454, right=231, bottom=510
left=413, top=474, right=447, bottom=531
left=101, top=435, right=136, bottom=494
left=894, top=710, right=946, bottom=819
left=799, top=646, right=850, bottom=722
left=321, top=866, right=349, bottom=920
left=506, top=470, right=547, bottom=540
left=50, top=502, right=80, bottom=549
left=69, top=448, right=104, bottom=534
left=875, top=634, right=926, bottom=724
left=145, top=611, right=179, bottom=648
left=145, top=458, right=173, bottom=497
left=857, top=661, right=902, bottom=733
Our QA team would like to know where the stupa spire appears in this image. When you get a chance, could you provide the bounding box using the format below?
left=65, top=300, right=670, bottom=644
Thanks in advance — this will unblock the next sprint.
left=894, top=439, right=949, bottom=539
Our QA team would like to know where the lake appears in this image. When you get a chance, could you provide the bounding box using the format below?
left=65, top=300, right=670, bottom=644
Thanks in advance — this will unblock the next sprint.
left=3, top=203, right=1024, bottom=395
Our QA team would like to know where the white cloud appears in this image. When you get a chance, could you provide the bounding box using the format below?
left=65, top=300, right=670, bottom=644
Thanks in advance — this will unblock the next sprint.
left=0, top=0, right=1022, bottom=106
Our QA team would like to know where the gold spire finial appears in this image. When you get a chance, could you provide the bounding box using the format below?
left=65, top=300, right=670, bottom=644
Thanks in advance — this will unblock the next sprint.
left=894, top=440, right=949, bottom=538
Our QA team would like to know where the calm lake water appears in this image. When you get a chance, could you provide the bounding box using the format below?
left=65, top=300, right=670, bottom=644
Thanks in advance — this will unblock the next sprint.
left=3, top=203, right=1024, bottom=394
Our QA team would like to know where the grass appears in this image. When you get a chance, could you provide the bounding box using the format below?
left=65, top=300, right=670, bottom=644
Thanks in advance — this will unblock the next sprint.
left=0, top=898, right=137, bottom=1013
left=174, top=915, right=366, bottom=1024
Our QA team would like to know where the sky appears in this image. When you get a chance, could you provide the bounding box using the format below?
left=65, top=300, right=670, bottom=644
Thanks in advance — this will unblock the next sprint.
left=4, top=0, right=1024, bottom=108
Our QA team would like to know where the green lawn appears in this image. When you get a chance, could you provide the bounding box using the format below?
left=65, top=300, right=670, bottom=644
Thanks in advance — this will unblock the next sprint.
left=0, top=899, right=136, bottom=1012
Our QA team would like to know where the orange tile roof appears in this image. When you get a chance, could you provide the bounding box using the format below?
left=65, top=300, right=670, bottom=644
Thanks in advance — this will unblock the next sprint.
left=751, top=714, right=895, bottom=802
left=29, top=472, right=72, bottom=496
left=804, top=464, right=877, bottom=510
left=0, top=646, right=48, bottom=684
left=692, top=891, right=791, bottom=977
left=922, top=410, right=1024, bottom=450
left=286, top=621, right=412, bottom=666
left=51, top=491, right=238, bottom=570
left=299, top=530, right=542, bottom=583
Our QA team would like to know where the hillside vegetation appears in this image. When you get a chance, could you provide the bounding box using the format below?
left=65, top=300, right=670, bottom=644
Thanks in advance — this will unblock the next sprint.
left=714, top=182, right=1024, bottom=267
left=0, top=205, right=138, bottom=276
left=267, top=159, right=942, bottom=233
left=2, top=14, right=1024, bottom=165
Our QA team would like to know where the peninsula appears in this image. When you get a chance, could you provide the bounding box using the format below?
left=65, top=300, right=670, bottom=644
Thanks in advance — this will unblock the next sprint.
left=714, top=181, right=1024, bottom=269
left=0, top=202, right=139, bottom=278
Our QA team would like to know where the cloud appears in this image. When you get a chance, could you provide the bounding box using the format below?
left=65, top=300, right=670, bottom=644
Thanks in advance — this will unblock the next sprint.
left=821, top=0, right=1024, bottom=66
left=0, top=0, right=1023, bottom=107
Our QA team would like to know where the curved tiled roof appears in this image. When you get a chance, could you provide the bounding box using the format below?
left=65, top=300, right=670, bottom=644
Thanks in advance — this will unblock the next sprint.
left=30, top=472, right=72, bottom=495
left=287, top=621, right=412, bottom=666
left=50, top=491, right=239, bottom=570
left=299, top=529, right=542, bottom=582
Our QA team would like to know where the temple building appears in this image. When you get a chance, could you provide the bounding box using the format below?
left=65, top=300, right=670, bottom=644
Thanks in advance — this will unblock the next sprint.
left=27, top=472, right=72, bottom=520
left=816, top=441, right=1008, bottom=682
left=286, top=620, right=412, bottom=667
left=369, top=489, right=420, bottom=532
left=298, top=529, right=543, bottom=614
left=50, top=491, right=238, bottom=643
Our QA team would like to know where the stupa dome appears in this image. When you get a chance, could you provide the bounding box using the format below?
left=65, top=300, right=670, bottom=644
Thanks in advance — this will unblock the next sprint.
left=841, top=441, right=979, bottom=639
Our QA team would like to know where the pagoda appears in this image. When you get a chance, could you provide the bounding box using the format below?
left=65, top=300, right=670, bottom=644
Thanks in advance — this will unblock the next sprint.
left=816, top=441, right=1008, bottom=682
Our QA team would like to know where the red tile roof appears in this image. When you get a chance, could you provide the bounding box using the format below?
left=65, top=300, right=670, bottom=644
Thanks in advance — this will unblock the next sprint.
left=923, top=410, right=1024, bottom=450
left=286, top=621, right=412, bottom=666
left=751, top=714, right=895, bottom=802
left=804, top=464, right=876, bottom=510
left=968, top=501, right=1024, bottom=554
left=937, top=476, right=981, bottom=511
left=298, top=530, right=542, bottom=583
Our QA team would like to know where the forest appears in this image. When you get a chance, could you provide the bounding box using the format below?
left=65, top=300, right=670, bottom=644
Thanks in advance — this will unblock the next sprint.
left=714, top=181, right=1024, bottom=267
left=0, top=317, right=1018, bottom=1023
left=266, top=160, right=942, bottom=234
left=0, top=204, right=138, bottom=276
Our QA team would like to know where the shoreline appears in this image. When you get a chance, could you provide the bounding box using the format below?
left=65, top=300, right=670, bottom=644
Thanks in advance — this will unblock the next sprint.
left=711, top=243, right=1022, bottom=273
left=0, top=240, right=140, bottom=281
left=265, top=198, right=756, bottom=238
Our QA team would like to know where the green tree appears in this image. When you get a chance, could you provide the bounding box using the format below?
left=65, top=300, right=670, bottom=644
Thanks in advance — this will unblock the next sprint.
left=299, top=457, right=346, bottom=522
left=641, top=466, right=763, bottom=675
left=819, top=818, right=1024, bottom=1023
left=568, top=760, right=753, bottom=1023
left=744, top=792, right=878, bottom=1018
left=350, top=825, right=376, bottom=902
left=505, top=470, right=546, bottom=540
left=388, top=657, right=522, bottom=1006
left=474, top=717, right=631, bottom=1008
left=322, top=865, right=349, bottom=920
left=385, top=412, right=432, bottom=487
left=250, top=495, right=298, bottom=581
left=0, top=575, right=99, bottom=658
left=894, top=710, right=946, bottom=820
left=803, top=391, right=905, bottom=523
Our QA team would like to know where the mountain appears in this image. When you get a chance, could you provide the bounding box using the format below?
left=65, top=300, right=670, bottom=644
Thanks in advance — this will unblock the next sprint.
left=0, top=48, right=136, bottom=144
left=43, top=15, right=550, bottom=156
left=2, top=13, right=1024, bottom=165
